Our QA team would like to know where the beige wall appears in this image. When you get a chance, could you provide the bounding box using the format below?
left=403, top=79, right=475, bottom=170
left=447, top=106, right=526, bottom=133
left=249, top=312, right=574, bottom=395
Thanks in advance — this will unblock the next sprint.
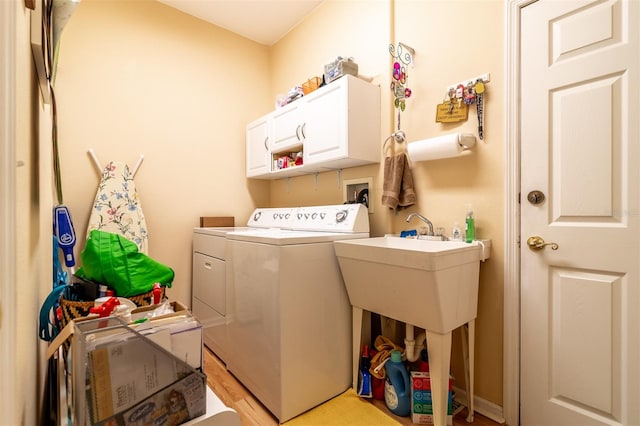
left=268, top=0, right=504, bottom=406
left=2, top=1, right=53, bottom=423
left=56, top=0, right=271, bottom=305
left=269, top=0, right=392, bottom=237
left=48, top=0, right=504, bottom=411
left=396, top=0, right=505, bottom=406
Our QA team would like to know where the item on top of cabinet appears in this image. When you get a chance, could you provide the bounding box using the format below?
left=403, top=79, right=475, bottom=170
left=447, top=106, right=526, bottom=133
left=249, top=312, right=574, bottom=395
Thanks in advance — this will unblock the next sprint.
left=275, top=94, right=288, bottom=108
left=324, top=56, right=358, bottom=84
left=276, top=86, right=305, bottom=108
left=286, top=86, right=304, bottom=104
left=302, top=76, right=322, bottom=95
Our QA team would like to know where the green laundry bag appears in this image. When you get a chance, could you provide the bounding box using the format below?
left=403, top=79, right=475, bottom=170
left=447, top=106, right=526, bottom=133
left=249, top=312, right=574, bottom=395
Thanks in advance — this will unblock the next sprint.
left=76, top=230, right=174, bottom=297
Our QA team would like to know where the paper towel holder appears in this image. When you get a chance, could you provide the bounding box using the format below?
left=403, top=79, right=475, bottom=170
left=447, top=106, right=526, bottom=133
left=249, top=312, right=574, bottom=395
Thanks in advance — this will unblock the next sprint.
left=457, top=133, right=477, bottom=149
left=407, top=132, right=477, bottom=162
left=410, top=133, right=476, bottom=149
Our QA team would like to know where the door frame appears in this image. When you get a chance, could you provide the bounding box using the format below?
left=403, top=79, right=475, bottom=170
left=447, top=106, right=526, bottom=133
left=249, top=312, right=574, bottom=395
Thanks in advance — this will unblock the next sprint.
left=0, top=0, right=18, bottom=423
left=505, top=1, right=536, bottom=425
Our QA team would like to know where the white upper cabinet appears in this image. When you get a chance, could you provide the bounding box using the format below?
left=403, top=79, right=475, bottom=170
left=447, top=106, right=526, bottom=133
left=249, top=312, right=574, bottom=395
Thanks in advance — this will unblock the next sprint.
left=245, top=114, right=271, bottom=178
left=271, top=101, right=304, bottom=151
left=245, top=75, right=380, bottom=179
left=303, top=82, right=346, bottom=165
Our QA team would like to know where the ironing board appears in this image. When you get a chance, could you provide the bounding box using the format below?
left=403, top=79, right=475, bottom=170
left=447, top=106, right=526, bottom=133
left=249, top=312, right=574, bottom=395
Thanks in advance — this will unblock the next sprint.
left=86, top=160, right=148, bottom=254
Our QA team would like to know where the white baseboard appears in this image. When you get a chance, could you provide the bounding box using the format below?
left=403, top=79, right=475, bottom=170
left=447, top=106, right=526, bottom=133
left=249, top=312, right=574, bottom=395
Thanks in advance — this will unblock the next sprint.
left=453, top=386, right=506, bottom=425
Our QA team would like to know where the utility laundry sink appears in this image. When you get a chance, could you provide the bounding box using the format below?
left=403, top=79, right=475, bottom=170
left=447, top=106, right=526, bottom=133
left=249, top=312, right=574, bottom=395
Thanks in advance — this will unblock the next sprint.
left=334, top=236, right=488, bottom=333
left=334, top=235, right=489, bottom=426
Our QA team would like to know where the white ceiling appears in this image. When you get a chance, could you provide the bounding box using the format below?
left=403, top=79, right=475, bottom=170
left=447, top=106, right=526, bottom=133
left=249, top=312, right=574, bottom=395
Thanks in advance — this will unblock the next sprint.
left=156, top=0, right=324, bottom=46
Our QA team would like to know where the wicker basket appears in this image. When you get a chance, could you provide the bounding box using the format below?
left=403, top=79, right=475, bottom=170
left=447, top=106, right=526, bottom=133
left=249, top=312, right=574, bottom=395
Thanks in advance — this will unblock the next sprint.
left=59, top=286, right=165, bottom=328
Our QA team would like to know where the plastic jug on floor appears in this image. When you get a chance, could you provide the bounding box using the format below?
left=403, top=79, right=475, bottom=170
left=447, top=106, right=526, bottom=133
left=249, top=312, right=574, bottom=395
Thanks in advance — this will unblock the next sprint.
left=384, top=349, right=411, bottom=416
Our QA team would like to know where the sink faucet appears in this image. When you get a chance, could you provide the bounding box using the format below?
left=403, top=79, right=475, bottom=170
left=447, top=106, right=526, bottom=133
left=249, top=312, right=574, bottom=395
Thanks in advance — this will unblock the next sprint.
left=406, top=212, right=434, bottom=236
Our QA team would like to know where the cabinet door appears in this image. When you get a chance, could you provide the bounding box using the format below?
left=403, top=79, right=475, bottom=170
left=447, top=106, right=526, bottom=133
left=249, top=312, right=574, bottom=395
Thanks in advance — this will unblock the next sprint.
left=303, top=81, right=346, bottom=164
left=246, top=114, right=271, bottom=177
left=271, top=101, right=304, bottom=151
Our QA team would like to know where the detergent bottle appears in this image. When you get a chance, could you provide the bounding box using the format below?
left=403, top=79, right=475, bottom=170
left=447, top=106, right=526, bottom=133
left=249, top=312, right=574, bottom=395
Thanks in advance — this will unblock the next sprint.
left=357, top=345, right=373, bottom=398
left=384, top=349, right=411, bottom=417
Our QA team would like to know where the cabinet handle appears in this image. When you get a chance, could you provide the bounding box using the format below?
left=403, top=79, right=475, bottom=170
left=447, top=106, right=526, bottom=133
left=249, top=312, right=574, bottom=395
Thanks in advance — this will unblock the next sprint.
left=296, top=124, right=301, bottom=141
left=204, top=261, right=212, bottom=269
left=301, top=123, right=307, bottom=139
left=264, top=136, right=269, bottom=151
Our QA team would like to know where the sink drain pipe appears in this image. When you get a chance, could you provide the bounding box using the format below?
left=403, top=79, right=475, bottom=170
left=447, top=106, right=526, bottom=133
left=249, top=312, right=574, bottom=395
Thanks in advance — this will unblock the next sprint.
left=404, top=324, right=426, bottom=362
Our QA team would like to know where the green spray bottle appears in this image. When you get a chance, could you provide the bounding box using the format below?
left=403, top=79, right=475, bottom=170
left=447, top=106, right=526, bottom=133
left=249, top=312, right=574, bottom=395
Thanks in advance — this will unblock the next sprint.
left=465, top=205, right=475, bottom=243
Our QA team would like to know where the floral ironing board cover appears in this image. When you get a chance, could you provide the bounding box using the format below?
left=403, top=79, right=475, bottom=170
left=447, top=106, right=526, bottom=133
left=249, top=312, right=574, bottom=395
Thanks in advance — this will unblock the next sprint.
left=86, top=161, right=148, bottom=253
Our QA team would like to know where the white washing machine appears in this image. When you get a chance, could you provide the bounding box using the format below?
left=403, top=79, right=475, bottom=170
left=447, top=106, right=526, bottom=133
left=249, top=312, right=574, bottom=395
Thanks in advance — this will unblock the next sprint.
left=192, top=226, right=247, bottom=364
left=224, top=204, right=369, bottom=423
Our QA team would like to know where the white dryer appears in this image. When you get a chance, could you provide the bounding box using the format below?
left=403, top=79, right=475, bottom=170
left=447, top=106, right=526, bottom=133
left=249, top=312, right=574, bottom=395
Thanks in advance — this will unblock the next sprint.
left=192, top=226, right=247, bottom=364
left=224, top=204, right=369, bottom=423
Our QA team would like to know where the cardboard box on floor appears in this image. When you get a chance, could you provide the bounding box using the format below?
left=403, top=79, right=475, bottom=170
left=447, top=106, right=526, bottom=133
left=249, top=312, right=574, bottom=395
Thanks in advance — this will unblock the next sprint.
left=45, top=300, right=205, bottom=425
left=410, top=371, right=454, bottom=425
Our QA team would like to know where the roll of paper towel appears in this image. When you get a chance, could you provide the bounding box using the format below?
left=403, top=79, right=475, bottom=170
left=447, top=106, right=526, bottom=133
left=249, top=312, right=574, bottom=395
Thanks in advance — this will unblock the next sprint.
left=407, top=133, right=475, bottom=161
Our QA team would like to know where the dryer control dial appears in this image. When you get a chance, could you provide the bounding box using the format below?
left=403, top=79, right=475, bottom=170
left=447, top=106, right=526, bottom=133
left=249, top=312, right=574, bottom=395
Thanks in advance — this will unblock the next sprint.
left=336, top=210, right=348, bottom=223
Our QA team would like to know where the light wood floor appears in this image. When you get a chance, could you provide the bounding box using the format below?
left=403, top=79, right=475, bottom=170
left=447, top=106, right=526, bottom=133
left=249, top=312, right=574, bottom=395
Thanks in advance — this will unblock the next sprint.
left=203, top=348, right=502, bottom=426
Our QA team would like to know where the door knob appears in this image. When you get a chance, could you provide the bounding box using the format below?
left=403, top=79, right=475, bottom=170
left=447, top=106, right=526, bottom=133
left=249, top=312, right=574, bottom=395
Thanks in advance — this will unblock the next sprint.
left=527, top=190, right=545, bottom=205
left=527, top=236, right=558, bottom=250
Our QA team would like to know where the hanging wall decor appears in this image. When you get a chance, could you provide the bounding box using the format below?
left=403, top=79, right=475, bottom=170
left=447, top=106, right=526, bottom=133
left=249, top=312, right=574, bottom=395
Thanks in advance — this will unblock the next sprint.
left=435, top=87, right=469, bottom=123
left=437, top=73, right=490, bottom=140
left=389, top=42, right=415, bottom=113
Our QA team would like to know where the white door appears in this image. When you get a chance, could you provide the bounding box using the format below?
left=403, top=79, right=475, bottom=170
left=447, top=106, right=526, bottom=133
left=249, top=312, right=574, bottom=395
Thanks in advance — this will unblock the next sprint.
left=520, top=1, right=639, bottom=425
